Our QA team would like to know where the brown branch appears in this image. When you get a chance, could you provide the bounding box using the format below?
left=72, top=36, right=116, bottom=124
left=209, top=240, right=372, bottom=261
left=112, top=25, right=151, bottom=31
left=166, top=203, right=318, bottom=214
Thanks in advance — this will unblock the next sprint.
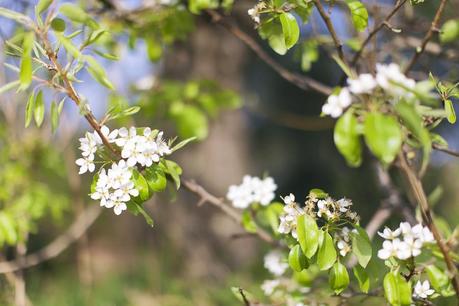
left=182, top=179, right=277, bottom=246
left=397, top=152, right=459, bottom=297
left=312, top=0, right=347, bottom=66
left=432, top=143, right=459, bottom=158
left=350, top=0, right=408, bottom=67
left=403, top=0, right=448, bottom=74
left=205, top=10, right=332, bottom=96
left=0, top=205, right=102, bottom=274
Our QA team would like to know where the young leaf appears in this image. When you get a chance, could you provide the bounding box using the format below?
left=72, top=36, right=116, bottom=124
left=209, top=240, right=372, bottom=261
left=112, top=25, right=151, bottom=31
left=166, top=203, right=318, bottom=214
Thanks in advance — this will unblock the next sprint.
left=50, top=100, right=59, bottom=132
left=353, top=265, right=370, bottom=293
left=162, top=160, right=182, bottom=189
left=444, top=99, right=456, bottom=124
left=144, top=166, right=167, bottom=192
left=258, top=19, right=287, bottom=55
left=0, top=80, right=20, bottom=95
left=56, top=34, right=81, bottom=59
left=34, top=90, right=45, bottom=127
left=134, top=202, right=154, bottom=227
left=90, top=171, right=99, bottom=194
left=241, top=210, right=257, bottom=233
left=85, top=56, right=115, bottom=90
left=345, top=0, right=368, bottom=32
left=351, top=225, right=372, bottom=268
left=36, top=0, right=53, bottom=15
left=288, top=244, right=309, bottom=272
left=334, top=109, right=362, bottom=167
left=0, top=8, right=32, bottom=26
left=171, top=137, right=196, bottom=152
left=170, top=104, right=208, bottom=140
left=317, top=231, right=337, bottom=270
left=132, top=169, right=150, bottom=201
left=59, top=3, right=98, bottom=29
left=296, top=214, right=320, bottom=258
left=279, top=13, right=300, bottom=49
left=383, top=271, right=412, bottom=306
left=19, top=32, right=35, bottom=90
left=426, top=265, right=449, bottom=292
left=146, top=37, right=163, bottom=62
left=440, top=19, right=459, bottom=44
left=364, top=113, right=402, bottom=165
left=329, top=261, right=350, bottom=294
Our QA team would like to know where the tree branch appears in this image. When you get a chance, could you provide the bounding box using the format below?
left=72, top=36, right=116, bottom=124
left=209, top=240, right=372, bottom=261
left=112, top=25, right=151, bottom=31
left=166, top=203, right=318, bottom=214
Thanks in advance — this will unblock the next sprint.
left=350, top=0, right=408, bottom=67
left=205, top=10, right=332, bottom=96
left=182, top=179, right=278, bottom=246
left=432, top=143, right=459, bottom=158
left=312, top=0, right=347, bottom=66
left=0, top=205, right=102, bottom=274
left=397, top=152, right=459, bottom=297
left=403, top=0, right=448, bottom=74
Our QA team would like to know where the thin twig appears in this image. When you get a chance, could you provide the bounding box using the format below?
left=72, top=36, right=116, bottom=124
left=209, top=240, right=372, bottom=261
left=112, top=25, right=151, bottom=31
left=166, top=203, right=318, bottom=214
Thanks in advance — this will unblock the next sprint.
left=398, top=152, right=459, bottom=298
left=312, top=0, right=347, bottom=66
left=350, top=0, right=408, bottom=67
left=182, top=179, right=277, bottom=246
left=205, top=10, right=332, bottom=96
left=0, top=205, right=102, bottom=274
left=432, top=143, right=459, bottom=158
left=404, top=0, right=448, bottom=73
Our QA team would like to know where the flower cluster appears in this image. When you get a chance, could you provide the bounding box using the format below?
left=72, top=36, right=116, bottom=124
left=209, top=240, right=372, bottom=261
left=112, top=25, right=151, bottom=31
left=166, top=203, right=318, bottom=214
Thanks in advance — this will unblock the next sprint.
left=226, top=175, right=277, bottom=209
left=247, top=1, right=266, bottom=24
left=335, top=227, right=353, bottom=257
left=322, top=63, right=417, bottom=118
left=76, top=125, right=172, bottom=215
left=278, top=193, right=359, bottom=239
left=264, top=250, right=289, bottom=276
left=377, top=222, right=434, bottom=260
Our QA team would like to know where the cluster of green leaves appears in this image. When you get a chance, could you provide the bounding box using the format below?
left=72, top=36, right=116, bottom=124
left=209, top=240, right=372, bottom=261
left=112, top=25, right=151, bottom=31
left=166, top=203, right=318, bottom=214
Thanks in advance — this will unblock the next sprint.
left=137, top=79, right=240, bottom=140
left=0, top=122, right=68, bottom=247
left=333, top=78, right=456, bottom=173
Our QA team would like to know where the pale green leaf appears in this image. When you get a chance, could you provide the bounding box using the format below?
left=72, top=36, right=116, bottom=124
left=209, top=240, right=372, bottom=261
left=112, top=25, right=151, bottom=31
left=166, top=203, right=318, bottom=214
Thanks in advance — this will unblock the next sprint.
left=279, top=12, right=300, bottom=49
left=296, top=214, right=320, bottom=258
left=34, top=90, right=45, bottom=127
left=334, top=109, right=362, bottom=167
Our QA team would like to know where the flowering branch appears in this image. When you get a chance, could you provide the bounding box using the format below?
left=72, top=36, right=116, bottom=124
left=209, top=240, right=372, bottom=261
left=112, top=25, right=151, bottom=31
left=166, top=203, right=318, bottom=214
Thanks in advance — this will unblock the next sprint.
left=397, top=152, right=459, bottom=297
left=403, top=0, right=448, bottom=74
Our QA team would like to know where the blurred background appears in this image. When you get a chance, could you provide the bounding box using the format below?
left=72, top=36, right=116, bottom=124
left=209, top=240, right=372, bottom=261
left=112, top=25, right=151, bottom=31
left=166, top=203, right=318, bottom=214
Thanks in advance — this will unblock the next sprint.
left=1, top=0, right=459, bottom=305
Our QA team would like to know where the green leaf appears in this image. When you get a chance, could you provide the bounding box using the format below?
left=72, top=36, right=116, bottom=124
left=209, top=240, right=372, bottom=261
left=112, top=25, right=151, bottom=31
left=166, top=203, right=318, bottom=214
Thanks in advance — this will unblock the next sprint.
left=171, top=137, right=196, bottom=152
left=317, top=231, right=337, bottom=271
left=296, top=214, right=320, bottom=258
left=426, top=265, right=449, bottom=292
left=146, top=37, right=163, bottom=62
left=440, top=19, right=459, bottom=44
left=0, top=80, right=20, bottom=95
left=0, top=213, right=18, bottom=245
left=132, top=169, right=150, bottom=201
left=19, top=32, right=34, bottom=90
left=364, top=113, right=402, bottom=165
left=353, top=265, right=370, bottom=293
left=300, top=40, right=319, bottom=71
left=144, top=166, right=167, bottom=192
left=162, top=160, right=182, bottom=189
left=329, top=261, right=349, bottom=294
left=241, top=210, right=257, bottom=233
left=345, top=0, right=368, bottom=32
left=134, top=202, right=154, bottom=227
left=288, top=244, right=309, bottom=272
left=59, top=3, right=98, bottom=29
left=84, top=55, right=115, bottom=90
left=56, top=34, right=81, bottom=59
left=445, top=99, right=456, bottom=124
left=0, top=8, right=32, bottom=25
left=188, top=0, right=219, bottom=14
left=51, top=18, right=66, bottom=32
left=351, top=225, right=372, bottom=268
left=170, top=104, right=209, bottom=140
left=334, top=109, right=362, bottom=167
left=36, top=0, right=53, bottom=15
left=395, top=101, right=431, bottom=173
left=34, top=90, right=45, bottom=127
left=258, top=19, right=287, bottom=55
left=279, top=13, right=300, bottom=49
left=50, top=100, right=59, bottom=132
left=90, top=172, right=100, bottom=194
left=383, top=272, right=412, bottom=306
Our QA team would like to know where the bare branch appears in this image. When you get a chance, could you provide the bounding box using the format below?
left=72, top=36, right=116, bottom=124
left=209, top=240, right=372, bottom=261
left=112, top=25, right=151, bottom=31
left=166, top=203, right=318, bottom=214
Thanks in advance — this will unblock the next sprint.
left=205, top=10, right=332, bottom=96
left=432, top=143, right=459, bottom=158
left=404, top=0, right=448, bottom=73
left=312, top=0, right=347, bottom=66
left=0, top=205, right=102, bottom=274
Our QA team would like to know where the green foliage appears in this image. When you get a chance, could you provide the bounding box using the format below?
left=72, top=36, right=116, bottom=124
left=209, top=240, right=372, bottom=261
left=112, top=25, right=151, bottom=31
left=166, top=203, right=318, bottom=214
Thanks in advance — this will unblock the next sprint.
left=440, top=19, right=459, bottom=43
left=139, top=79, right=240, bottom=141
left=351, top=225, right=372, bottom=268
left=353, top=265, right=370, bottom=293
left=288, top=244, right=309, bottom=272
left=317, top=231, right=337, bottom=271
left=279, top=13, right=300, bottom=50
left=296, top=214, right=320, bottom=258
left=364, top=113, right=402, bottom=165
left=329, top=261, right=349, bottom=294
left=19, top=32, right=34, bottom=90
left=345, top=0, right=368, bottom=32
left=334, top=109, right=362, bottom=167
left=34, top=90, right=45, bottom=127
left=383, top=271, right=412, bottom=306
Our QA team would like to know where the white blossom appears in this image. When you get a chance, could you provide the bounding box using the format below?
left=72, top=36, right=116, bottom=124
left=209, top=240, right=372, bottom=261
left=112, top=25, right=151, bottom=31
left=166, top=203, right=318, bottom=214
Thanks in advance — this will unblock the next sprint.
left=78, top=132, right=98, bottom=158
left=264, top=250, right=288, bottom=276
left=337, top=240, right=351, bottom=257
left=347, top=73, right=377, bottom=94
left=261, top=279, right=279, bottom=296
left=93, top=125, right=118, bottom=145
left=75, top=154, right=95, bottom=174
left=226, top=175, right=277, bottom=209
left=413, top=280, right=435, bottom=299
left=113, top=201, right=127, bottom=215
left=282, top=193, right=295, bottom=205
left=278, top=201, right=303, bottom=239
left=377, top=238, right=402, bottom=260
left=322, top=88, right=352, bottom=118
left=378, top=227, right=401, bottom=240
left=375, top=63, right=416, bottom=98
left=336, top=198, right=352, bottom=213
